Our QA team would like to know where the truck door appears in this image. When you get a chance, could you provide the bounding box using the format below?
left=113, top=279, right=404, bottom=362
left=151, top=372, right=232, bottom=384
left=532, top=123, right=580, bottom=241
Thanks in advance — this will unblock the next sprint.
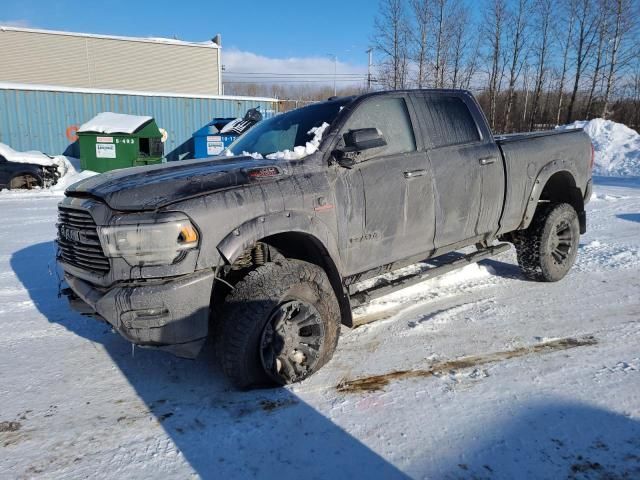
left=411, top=93, right=504, bottom=248
left=332, top=95, right=436, bottom=276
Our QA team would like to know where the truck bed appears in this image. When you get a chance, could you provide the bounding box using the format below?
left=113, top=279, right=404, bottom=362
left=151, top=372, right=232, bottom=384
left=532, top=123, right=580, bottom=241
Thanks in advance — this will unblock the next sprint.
left=494, top=128, right=582, bottom=144
left=495, top=127, right=592, bottom=235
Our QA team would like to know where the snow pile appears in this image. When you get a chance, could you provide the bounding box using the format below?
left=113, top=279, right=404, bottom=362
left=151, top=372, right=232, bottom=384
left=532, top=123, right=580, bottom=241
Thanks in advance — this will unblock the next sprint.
left=49, top=158, right=97, bottom=193
left=226, top=122, right=330, bottom=161
left=78, top=112, right=152, bottom=134
left=559, top=119, right=640, bottom=177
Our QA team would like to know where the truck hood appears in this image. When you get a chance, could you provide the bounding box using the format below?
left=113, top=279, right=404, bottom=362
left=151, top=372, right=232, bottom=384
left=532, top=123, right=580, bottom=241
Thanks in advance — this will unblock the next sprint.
left=65, top=156, right=283, bottom=210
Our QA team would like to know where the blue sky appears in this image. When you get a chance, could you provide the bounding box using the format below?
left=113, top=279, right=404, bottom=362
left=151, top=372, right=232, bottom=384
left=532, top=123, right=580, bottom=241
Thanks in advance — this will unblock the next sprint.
left=1, top=0, right=378, bottom=67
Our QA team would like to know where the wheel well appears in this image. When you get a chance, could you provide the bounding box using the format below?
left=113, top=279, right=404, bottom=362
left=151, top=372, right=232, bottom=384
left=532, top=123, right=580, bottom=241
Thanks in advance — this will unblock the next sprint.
left=10, top=171, right=43, bottom=186
left=538, top=171, right=585, bottom=232
left=217, top=232, right=353, bottom=328
left=262, top=232, right=352, bottom=328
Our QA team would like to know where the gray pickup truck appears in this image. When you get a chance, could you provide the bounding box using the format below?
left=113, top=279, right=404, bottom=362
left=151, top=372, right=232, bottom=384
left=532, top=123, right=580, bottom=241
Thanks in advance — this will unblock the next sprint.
left=57, top=89, right=593, bottom=388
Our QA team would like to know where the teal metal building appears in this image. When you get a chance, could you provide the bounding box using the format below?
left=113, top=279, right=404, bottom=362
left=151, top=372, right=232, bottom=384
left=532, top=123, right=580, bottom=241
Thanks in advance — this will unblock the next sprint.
left=0, top=83, right=278, bottom=161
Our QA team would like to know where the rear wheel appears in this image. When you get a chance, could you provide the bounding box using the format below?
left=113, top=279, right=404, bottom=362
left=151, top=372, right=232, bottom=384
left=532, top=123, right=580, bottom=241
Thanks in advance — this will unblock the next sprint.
left=9, top=174, right=41, bottom=190
left=216, top=259, right=341, bottom=389
left=512, top=203, right=580, bottom=282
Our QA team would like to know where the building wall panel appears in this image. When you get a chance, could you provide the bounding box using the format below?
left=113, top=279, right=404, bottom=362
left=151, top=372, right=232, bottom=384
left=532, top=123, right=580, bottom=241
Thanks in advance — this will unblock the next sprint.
left=0, top=28, right=221, bottom=95
left=0, top=85, right=278, bottom=161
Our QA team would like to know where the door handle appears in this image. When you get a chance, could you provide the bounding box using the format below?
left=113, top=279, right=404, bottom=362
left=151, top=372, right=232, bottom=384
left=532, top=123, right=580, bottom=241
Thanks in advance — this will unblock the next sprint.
left=479, top=157, right=497, bottom=166
left=404, top=169, right=427, bottom=178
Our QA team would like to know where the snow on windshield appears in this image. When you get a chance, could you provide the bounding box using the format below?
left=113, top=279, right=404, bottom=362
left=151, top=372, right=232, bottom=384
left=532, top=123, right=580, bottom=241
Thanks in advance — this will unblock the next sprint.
left=226, top=122, right=330, bottom=161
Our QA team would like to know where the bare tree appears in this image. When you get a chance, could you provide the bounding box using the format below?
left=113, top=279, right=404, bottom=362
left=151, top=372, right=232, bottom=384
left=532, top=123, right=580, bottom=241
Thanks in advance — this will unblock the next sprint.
left=630, top=58, right=640, bottom=129
left=529, top=0, right=553, bottom=130
left=565, top=0, right=598, bottom=123
left=374, top=0, right=410, bottom=89
left=522, top=63, right=532, bottom=128
left=601, top=0, right=635, bottom=118
left=432, top=0, right=451, bottom=88
left=410, top=0, right=432, bottom=88
left=460, top=36, right=481, bottom=90
left=554, top=0, right=576, bottom=125
left=584, top=0, right=608, bottom=119
left=448, top=3, right=471, bottom=89
left=484, top=0, right=507, bottom=130
left=504, top=0, right=530, bottom=132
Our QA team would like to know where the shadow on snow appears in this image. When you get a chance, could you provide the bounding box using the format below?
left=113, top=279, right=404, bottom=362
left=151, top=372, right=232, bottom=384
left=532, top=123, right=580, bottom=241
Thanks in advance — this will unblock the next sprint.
left=12, top=242, right=640, bottom=479
left=617, top=213, right=640, bottom=224
left=425, top=401, right=640, bottom=479
left=11, top=241, right=408, bottom=479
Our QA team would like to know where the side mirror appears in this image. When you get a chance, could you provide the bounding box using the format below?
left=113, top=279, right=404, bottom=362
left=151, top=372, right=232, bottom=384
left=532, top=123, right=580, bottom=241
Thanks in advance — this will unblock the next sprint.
left=344, top=128, right=387, bottom=152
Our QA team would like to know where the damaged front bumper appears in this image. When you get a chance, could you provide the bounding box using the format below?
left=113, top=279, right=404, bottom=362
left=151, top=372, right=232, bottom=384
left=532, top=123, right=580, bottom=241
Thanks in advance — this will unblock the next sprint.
left=62, top=269, right=216, bottom=359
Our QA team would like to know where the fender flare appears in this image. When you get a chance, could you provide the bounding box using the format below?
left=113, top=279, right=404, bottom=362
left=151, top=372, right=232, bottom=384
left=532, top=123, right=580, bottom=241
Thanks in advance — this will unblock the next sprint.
left=217, top=210, right=344, bottom=276
left=520, top=159, right=580, bottom=229
left=217, top=211, right=353, bottom=327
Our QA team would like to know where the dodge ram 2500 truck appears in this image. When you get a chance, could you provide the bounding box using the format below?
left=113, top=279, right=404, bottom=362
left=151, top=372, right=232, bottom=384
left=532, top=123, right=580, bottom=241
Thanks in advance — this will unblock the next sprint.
left=57, top=89, right=593, bottom=388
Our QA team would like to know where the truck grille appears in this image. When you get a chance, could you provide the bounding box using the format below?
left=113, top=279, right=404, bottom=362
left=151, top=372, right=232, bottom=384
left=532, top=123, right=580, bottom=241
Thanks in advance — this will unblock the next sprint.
left=57, top=206, right=110, bottom=274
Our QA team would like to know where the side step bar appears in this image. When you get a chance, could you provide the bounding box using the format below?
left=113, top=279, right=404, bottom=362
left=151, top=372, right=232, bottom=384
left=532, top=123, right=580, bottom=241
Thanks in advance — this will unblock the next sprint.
left=349, top=243, right=511, bottom=308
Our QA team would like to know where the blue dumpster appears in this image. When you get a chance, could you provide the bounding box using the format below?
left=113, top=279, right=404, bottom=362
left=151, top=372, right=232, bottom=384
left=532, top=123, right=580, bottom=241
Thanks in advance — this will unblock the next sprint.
left=192, top=108, right=266, bottom=158
left=192, top=118, right=237, bottom=158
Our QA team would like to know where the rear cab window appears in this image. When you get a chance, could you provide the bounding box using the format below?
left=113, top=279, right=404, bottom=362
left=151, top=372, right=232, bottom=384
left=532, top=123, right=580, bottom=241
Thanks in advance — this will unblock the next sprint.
left=412, top=95, right=481, bottom=149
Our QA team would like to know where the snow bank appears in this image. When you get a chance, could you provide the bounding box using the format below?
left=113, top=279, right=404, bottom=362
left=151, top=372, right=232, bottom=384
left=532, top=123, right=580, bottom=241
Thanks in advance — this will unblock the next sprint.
left=226, top=122, right=330, bottom=161
left=49, top=159, right=97, bottom=193
left=559, top=119, right=640, bottom=177
left=78, top=112, right=152, bottom=134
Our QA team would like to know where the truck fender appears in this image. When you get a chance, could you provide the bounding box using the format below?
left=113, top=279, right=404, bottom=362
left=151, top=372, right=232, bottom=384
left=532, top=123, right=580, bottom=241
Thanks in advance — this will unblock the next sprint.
left=217, top=211, right=343, bottom=272
left=217, top=211, right=354, bottom=327
left=520, top=159, right=580, bottom=230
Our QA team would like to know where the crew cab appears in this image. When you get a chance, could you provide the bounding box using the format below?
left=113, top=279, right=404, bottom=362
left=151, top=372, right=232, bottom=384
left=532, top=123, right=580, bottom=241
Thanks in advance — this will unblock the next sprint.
left=57, top=89, right=593, bottom=388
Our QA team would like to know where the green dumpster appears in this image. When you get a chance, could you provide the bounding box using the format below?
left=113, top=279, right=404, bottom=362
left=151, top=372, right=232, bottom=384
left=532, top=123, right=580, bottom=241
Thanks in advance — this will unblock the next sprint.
left=78, top=112, right=164, bottom=173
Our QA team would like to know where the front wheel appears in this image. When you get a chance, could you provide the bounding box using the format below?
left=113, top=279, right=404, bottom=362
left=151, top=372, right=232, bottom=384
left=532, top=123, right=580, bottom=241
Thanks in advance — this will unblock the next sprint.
left=216, top=259, right=341, bottom=389
left=10, top=173, right=41, bottom=190
left=512, top=203, right=581, bottom=282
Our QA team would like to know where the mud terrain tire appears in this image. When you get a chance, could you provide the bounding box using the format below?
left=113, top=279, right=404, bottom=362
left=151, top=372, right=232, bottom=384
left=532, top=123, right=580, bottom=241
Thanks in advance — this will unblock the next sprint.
left=512, top=203, right=580, bottom=282
left=217, top=259, right=341, bottom=389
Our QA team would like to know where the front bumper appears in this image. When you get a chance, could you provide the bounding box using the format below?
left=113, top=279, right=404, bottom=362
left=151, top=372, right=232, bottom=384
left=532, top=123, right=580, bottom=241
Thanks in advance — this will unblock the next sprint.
left=63, top=269, right=216, bottom=358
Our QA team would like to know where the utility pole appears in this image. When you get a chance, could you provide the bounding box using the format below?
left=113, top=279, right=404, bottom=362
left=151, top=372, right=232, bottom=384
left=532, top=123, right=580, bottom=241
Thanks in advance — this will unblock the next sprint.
left=366, top=48, right=373, bottom=91
left=327, top=53, right=337, bottom=96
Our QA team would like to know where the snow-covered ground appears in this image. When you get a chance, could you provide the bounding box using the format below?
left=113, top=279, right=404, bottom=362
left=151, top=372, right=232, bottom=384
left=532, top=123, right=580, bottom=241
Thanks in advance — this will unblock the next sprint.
left=1, top=117, right=639, bottom=478
left=0, top=176, right=639, bottom=479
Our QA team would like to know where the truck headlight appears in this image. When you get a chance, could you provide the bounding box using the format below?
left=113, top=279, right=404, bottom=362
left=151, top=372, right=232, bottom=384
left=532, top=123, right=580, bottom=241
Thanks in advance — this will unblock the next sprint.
left=97, top=217, right=199, bottom=266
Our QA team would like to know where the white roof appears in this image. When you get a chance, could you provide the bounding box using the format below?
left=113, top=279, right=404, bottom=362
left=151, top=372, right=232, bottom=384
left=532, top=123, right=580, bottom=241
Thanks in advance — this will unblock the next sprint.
left=78, top=112, right=153, bottom=134
left=0, top=25, right=219, bottom=49
left=0, top=82, right=279, bottom=103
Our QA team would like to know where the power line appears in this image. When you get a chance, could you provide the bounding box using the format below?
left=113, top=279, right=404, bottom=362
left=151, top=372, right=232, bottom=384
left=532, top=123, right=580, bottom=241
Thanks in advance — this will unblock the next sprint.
left=223, top=72, right=366, bottom=77
left=223, top=79, right=368, bottom=84
left=223, top=76, right=366, bottom=80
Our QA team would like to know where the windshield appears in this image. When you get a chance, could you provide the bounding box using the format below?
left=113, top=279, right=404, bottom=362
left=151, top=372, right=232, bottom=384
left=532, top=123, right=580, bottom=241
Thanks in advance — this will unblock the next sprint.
left=226, top=99, right=352, bottom=158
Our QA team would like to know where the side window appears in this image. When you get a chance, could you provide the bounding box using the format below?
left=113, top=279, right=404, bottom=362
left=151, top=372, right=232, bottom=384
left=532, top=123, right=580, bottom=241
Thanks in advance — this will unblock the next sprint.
left=252, top=124, right=298, bottom=154
left=341, top=97, right=416, bottom=157
left=416, top=96, right=481, bottom=148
